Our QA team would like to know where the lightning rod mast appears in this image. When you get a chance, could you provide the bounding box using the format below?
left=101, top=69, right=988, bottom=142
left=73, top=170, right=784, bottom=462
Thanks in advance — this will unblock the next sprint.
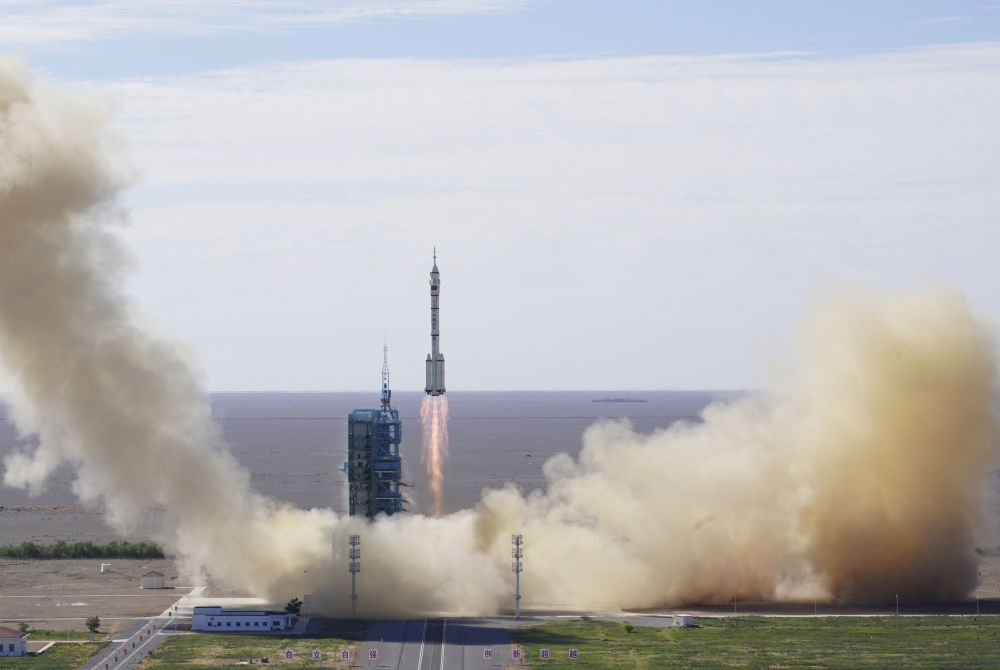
left=349, top=535, right=360, bottom=618
left=511, top=534, right=523, bottom=618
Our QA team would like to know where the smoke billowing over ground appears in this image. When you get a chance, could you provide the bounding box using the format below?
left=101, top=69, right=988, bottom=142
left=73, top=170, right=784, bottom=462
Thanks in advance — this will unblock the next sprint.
left=1, top=61, right=998, bottom=616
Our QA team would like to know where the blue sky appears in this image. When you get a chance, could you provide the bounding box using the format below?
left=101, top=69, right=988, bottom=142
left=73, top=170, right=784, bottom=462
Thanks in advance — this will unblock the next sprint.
left=11, top=1, right=1000, bottom=77
left=2, top=2, right=999, bottom=391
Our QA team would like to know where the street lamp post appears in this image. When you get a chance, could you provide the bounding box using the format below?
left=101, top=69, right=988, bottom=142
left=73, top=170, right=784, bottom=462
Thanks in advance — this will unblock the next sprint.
left=349, top=535, right=361, bottom=619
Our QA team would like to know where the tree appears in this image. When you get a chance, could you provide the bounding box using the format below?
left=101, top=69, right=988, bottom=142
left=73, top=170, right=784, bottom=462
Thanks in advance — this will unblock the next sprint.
left=85, top=616, right=101, bottom=634
left=17, top=622, right=28, bottom=634
left=284, top=598, right=302, bottom=615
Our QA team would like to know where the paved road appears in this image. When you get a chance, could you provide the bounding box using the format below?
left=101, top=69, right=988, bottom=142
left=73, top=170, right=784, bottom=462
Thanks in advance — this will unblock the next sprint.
left=361, top=619, right=513, bottom=669
left=79, top=616, right=178, bottom=670
left=78, top=587, right=205, bottom=670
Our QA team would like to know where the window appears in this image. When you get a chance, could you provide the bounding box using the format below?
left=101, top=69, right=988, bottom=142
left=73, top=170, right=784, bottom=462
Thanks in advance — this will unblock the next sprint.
left=227, top=621, right=232, bottom=627
left=8, top=644, right=14, bottom=652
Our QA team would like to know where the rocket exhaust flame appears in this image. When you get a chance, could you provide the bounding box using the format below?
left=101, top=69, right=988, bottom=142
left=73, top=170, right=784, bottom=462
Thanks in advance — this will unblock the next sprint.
left=420, top=250, right=449, bottom=515
left=2, top=61, right=999, bottom=617
left=419, top=395, right=450, bottom=516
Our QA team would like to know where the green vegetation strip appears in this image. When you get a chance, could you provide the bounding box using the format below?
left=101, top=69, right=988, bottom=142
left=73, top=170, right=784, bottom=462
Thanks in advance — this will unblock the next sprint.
left=0, top=642, right=108, bottom=670
left=24, top=629, right=98, bottom=641
left=0, top=540, right=164, bottom=559
left=138, top=633, right=362, bottom=669
left=509, top=616, right=1000, bottom=669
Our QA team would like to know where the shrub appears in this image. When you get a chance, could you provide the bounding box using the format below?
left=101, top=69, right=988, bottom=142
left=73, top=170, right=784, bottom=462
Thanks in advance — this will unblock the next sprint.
left=0, top=540, right=165, bottom=559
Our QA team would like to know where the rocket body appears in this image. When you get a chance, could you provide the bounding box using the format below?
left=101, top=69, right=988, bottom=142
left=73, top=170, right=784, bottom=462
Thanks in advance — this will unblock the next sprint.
left=425, top=252, right=446, bottom=396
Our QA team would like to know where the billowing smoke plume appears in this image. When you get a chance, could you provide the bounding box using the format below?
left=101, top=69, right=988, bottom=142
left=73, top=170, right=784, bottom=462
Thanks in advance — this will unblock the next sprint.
left=469, top=289, right=999, bottom=608
left=2, top=60, right=999, bottom=616
left=0, top=58, right=335, bottom=595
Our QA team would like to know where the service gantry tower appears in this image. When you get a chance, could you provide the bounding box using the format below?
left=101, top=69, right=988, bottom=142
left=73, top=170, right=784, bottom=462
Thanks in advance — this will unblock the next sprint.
left=345, top=346, right=403, bottom=517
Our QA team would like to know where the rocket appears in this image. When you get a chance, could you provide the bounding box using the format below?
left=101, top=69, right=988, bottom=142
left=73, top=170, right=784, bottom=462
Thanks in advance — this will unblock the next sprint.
left=425, top=249, right=446, bottom=396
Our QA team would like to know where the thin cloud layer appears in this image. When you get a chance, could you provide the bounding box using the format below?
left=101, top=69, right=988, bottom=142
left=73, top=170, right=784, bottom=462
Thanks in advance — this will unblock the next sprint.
left=107, top=45, right=1000, bottom=391
left=0, top=0, right=543, bottom=46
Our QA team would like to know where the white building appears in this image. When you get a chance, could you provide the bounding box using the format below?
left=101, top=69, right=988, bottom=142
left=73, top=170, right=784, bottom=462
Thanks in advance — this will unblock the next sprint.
left=191, top=607, right=294, bottom=632
left=0, top=626, right=28, bottom=657
left=140, top=571, right=166, bottom=589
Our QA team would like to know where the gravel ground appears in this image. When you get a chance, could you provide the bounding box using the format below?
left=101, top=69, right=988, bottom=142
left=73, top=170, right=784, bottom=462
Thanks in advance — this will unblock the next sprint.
left=0, top=558, right=187, bottom=635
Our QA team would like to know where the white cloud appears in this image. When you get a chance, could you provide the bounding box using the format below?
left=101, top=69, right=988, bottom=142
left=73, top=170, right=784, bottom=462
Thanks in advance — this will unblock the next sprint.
left=97, top=44, right=1000, bottom=390
left=0, top=0, right=545, bottom=45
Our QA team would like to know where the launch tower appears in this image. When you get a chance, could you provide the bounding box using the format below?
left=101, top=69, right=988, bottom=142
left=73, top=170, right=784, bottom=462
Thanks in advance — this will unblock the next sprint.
left=345, top=346, right=403, bottom=518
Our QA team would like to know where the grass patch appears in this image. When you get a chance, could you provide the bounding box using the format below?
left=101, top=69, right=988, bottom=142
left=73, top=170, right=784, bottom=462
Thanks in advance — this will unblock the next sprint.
left=509, top=616, right=1000, bottom=669
left=138, top=633, right=359, bottom=669
left=0, top=642, right=108, bottom=670
left=25, top=630, right=97, bottom=641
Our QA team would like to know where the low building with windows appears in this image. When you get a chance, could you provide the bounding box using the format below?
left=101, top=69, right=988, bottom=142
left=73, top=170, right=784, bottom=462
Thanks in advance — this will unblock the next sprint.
left=0, top=626, right=28, bottom=657
left=191, top=606, right=294, bottom=632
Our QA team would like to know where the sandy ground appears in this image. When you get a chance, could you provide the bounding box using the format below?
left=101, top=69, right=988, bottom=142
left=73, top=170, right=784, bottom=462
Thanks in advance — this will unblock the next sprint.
left=976, top=552, right=1000, bottom=599
left=0, top=559, right=187, bottom=635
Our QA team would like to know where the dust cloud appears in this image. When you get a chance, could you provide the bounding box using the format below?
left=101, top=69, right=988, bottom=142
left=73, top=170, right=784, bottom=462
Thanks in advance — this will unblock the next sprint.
left=471, top=289, right=999, bottom=608
left=0, top=58, right=335, bottom=597
left=2, top=60, right=998, bottom=616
